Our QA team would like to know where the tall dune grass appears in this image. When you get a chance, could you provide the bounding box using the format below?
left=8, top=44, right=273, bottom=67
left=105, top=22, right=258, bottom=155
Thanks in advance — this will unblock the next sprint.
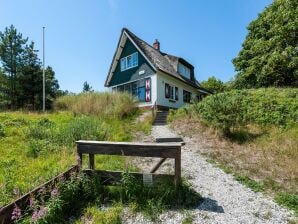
left=55, top=92, right=138, bottom=118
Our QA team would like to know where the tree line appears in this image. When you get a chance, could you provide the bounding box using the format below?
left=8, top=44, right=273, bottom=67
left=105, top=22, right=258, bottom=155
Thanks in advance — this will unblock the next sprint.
left=201, top=0, right=298, bottom=93
left=0, top=25, right=62, bottom=110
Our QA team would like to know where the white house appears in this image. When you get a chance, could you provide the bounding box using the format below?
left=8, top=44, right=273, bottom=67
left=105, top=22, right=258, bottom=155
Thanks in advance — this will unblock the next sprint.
left=105, top=28, right=210, bottom=110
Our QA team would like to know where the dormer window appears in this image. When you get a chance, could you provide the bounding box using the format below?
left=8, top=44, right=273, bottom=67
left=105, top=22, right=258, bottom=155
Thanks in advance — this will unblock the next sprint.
left=121, top=52, right=138, bottom=71
left=178, top=63, right=191, bottom=79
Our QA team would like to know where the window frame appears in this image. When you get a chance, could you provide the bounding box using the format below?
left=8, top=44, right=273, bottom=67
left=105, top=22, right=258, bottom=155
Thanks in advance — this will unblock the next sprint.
left=120, top=52, right=138, bottom=71
left=165, top=83, right=178, bottom=101
left=183, top=90, right=192, bottom=103
left=178, top=63, right=191, bottom=79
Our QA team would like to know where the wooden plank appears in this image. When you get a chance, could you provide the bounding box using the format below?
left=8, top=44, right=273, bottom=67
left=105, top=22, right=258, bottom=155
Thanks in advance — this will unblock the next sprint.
left=89, top=154, right=95, bottom=169
left=82, top=169, right=174, bottom=185
left=150, top=158, right=166, bottom=173
left=76, top=141, right=181, bottom=158
left=174, top=151, right=182, bottom=185
left=78, top=152, right=83, bottom=167
left=0, top=165, right=79, bottom=224
left=155, top=137, right=185, bottom=146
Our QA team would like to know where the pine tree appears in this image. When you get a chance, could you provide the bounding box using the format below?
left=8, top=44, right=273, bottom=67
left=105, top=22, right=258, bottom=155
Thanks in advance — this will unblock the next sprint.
left=0, top=25, right=28, bottom=108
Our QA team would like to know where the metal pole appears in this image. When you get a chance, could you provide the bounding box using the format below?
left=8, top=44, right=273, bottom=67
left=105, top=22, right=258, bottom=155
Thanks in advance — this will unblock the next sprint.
left=42, top=27, right=45, bottom=112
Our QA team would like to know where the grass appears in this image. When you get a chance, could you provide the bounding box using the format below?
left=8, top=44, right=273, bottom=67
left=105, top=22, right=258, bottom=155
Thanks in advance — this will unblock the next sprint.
left=55, top=92, right=138, bottom=119
left=168, top=88, right=298, bottom=215
left=0, top=109, right=146, bottom=206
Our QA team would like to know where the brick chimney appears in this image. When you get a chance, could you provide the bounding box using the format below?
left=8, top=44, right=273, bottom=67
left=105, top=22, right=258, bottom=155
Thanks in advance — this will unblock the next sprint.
left=153, top=39, right=160, bottom=51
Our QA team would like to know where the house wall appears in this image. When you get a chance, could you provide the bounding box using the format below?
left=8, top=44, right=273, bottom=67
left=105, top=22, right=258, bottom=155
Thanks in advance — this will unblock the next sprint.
left=108, top=74, right=157, bottom=108
left=109, top=38, right=155, bottom=86
left=156, top=71, right=199, bottom=109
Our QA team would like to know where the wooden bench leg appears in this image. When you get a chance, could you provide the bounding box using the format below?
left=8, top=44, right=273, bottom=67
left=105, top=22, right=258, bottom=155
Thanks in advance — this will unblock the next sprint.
left=78, top=153, right=83, bottom=168
left=89, top=154, right=95, bottom=170
left=174, top=150, right=181, bottom=186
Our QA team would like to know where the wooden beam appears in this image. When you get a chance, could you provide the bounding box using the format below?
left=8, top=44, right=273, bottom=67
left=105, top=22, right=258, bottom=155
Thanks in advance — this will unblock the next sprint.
left=150, top=158, right=166, bottom=173
left=82, top=170, right=174, bottom=185
left=76, top=141, right=181, bottom=158
left=156, top=137, right=185, bottom=146
left=0, top=166, right=79, bottom=224
left=89, top=154, right=95, bottom=170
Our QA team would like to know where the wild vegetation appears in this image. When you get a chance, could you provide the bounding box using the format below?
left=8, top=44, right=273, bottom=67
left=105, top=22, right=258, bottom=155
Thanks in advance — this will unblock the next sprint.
left=0, top=25, right=62, bottom=110
left=168, top=88, right=298, bottom=215
left=0, top=92, right=199, bottom=223
left=55, top=92, right=137, bottom=119
left=232, top=0, right=298, bottom=88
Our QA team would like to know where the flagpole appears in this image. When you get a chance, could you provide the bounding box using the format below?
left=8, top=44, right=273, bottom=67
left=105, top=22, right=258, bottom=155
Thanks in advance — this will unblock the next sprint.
left=42, top=27, right=45, bottom=112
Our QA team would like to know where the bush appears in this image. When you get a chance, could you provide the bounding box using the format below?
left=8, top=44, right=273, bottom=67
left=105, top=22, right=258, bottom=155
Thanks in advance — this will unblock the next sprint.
left=55, top=116, right=106, bottom=146
left=173, top=88, right=298, bottom=133
left=55, top=92, right=138, bottom=119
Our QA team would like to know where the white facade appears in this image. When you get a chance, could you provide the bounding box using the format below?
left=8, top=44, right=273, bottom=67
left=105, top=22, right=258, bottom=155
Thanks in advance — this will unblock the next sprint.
left=108, top=72, right=200, bottom=109
left=155, top=71, right=199, bottom=109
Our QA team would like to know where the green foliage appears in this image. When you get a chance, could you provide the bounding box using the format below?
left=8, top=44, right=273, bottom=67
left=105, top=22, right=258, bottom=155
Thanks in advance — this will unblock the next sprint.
left=55, top=92, right=138, bottom=119
left=0, top=111, right=143, bottom=205
left=105, top=173, right=202, bottom=220
left=173, top=88, right=298, bottom=134
left=82, top=81, right=93, bottom=93
left=200, top=76, right=226, bottom=93
left=77, top=204, right=123, bottom=224
left=0, top=123, right=5, bottom=137
left=233, top=0, right=298, bottom=88
left=0, top=25, right=60, bottom=110
left=235, top=175, right=265, bottom=192
left=275, top=192, right=298, bottom=215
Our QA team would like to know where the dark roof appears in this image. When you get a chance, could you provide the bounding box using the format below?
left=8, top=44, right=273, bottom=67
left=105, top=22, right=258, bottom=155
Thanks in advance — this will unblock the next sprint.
left=106, top=28, right=207, bottom=91
left=123, top=28, right=202, bottom=89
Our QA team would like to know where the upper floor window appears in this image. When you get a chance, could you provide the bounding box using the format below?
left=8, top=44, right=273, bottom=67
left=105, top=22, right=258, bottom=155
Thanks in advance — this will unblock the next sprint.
left=120, top=52, right=138, bottom=71
left=178, top=63, right=191, bottom=79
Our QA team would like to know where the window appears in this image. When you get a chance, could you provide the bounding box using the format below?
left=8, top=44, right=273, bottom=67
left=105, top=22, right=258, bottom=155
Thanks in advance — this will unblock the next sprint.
left=113, top=78, right=147, bottom=102
left=183, top=90, right=191, bottom=103
left=120, top=52, right=138, bottom=71
left=178, top=63, right=191, bottom=79
left=165, top=83, right=178, bottom=101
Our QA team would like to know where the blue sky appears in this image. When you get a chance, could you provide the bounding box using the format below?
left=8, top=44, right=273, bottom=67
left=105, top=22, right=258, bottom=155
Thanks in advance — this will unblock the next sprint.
left=1, top=0, right=272, bottom=92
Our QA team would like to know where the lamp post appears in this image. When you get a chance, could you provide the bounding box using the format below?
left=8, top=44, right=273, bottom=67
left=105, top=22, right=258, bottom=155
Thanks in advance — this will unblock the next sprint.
left=42, top=27, right=45, bottom=112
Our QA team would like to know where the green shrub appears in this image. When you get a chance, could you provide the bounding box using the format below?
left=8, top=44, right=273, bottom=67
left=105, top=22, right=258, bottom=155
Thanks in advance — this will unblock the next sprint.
left=27, top=139, right=49, bottom=158
left=54, top=116, right=106, bottom=146
left=171, top=88, right=298, bottom=133
left=55, top=92, right=138, bottom=119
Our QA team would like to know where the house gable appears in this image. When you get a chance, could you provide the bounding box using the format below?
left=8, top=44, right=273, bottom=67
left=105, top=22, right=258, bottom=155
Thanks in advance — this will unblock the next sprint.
left=106, top=34, right=155, bottom=87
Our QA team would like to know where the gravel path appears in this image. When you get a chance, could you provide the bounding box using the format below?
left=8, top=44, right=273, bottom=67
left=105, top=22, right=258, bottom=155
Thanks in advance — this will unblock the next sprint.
left=124, top=125, right=294, bottom=224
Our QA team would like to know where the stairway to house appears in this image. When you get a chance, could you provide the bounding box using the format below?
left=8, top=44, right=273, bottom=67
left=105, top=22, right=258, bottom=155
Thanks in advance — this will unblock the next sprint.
left=153, top=111, right=169, bottom=126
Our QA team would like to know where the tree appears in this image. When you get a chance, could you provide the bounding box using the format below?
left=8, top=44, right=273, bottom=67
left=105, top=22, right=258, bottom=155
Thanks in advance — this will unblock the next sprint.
left=0, top=25, right=28, bottom=108
left=201, top=76, right=225, bottom=93
left=0, top=68, right=9, bottom=109
left=18, top=41, right=41, bottom=109
left=82, top=81, right=93, bottom=92
left=232, top=0, right=298, bottom=88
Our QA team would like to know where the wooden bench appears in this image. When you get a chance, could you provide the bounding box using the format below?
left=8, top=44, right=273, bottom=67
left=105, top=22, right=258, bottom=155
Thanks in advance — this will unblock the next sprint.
left=76, top=140, right=182, bottom=185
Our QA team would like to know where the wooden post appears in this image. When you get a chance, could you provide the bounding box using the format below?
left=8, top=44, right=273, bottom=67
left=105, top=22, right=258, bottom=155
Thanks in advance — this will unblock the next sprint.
left=78, top=153, right=83, bottom=168
left=174, top=149, right=181, bottom=186
left=89, top=154, right=95, bottom=170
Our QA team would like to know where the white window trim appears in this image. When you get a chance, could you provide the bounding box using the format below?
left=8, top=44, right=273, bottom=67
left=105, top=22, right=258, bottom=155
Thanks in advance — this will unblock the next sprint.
left=166, top=83, right=178, bottom=102
left=120, top=52, right=138, bottom=71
